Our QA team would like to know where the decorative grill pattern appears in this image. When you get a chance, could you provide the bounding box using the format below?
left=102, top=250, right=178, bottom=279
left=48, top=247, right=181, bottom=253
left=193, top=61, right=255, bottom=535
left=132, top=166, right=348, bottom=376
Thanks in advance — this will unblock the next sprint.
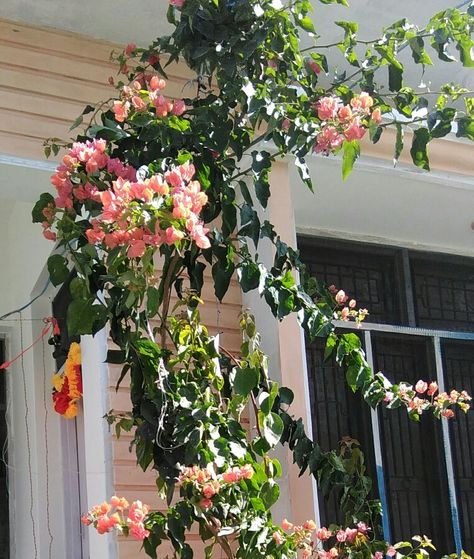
left=412, top=258, right=474, bottom=331
left=306, top=338, right=377, bottom=526
left=299, top=236, right=474, bottom=553
left=373, top=335, right=454, bottom=555
left=298, top=238, right=400, bottom=324
left=443, top=341, right=474, bottom=552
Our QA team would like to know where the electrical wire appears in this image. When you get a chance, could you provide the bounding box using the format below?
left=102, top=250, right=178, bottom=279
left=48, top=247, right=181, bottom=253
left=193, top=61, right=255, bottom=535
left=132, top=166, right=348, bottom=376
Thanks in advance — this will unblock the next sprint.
left=0, top=278, right=51, bottom=322
left=19, top=313, right=38, bottom=559
left=42, top=337, right=54, bottom=559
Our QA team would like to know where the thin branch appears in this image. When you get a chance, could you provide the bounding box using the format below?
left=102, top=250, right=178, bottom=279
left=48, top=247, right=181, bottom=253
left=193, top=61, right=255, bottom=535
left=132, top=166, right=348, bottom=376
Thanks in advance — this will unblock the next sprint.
left=160, top=252, right=181, bottom=348
left=205, top=518, right=235, bottom=559
left=301, top=32, right=434, bottom=53
left=220, top=345, right=264, bottom=440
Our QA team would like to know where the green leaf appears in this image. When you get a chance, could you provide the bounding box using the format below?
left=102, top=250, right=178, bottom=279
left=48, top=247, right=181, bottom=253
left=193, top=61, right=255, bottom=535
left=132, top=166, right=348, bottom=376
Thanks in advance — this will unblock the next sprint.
left=107, top=349, right=126, bottom=364
left=456, top=117, right=474, bottom=141
left=255, top=176, right=270, bottom=209
left=324, top=334, right=337, bottom=360
left=260, top=411, right=284, bottom=447
left=233, top=367, right=259, bottom=397
left=67, top=299, right=108, bottom=336
left=239, top=181, right=253, bottom=206
left=259, top=382, right=279, bottom=414
left=32, top=192, right=55, bottom=223
left=318, top=0, right=348, bottom=5
left=47, top=254, right=69, bottom=287
left=342, top=140, right=360, bottom=180
left=260, top=482, right=280, bottom=508
left=279, top=387, right=294, bottom=406
left=346, top=363, right=367, bottom=391
left=69, top=114, right=83, bottom=131
left=147, top=286, right=161, bottom=317
left=394, top=123, right=404, bottom=164
left=457, top=36, right=474, bottom=67
left=299, top=16, right=315, bottom=34
left=212, top=260, right=235, bottom=301
left=69, top=276, right=88, bottom=299
left=388, top=64, right=403, bottom=92
left=239, top=204, right=261, bottom=248
left=408, top=37, right=433, bottom=66
left=428, top=108, right=455, bottom=138
left=410, top=127, right=431, bottom=171
left=251, top=151, right=272, bottom=208
left=237, top=261, right=261, bottom=293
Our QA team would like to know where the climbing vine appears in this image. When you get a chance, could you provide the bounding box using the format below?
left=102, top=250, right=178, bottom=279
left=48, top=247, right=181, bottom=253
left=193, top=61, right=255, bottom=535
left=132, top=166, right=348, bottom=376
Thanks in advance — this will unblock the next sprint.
left=33, top=0, right=474, bottom=557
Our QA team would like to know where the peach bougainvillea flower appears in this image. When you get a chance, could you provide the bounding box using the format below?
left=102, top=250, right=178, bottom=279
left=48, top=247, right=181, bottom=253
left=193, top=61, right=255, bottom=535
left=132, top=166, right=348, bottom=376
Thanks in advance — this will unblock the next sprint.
left=82, top=497, right=150, bottom=541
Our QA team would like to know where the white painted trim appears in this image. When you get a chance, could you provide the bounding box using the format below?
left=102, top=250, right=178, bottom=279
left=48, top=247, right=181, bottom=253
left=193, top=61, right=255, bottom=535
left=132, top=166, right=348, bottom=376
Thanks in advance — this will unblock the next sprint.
left=363, top=331, right=391, bottom=541
left=335, top=320, right=474, bottom=341
left=2, top=138, right=472, bottom=191
left=0, top=153, right=56, bottom=172
left=80, top=328, right=117, bottom=559
left=248, top=141, right=474, bottom=190
left=306, top=152, right=474, bottom=192
left=433, top=337, right=463, bottom=554
left=298, top=320, right=323, bottom=529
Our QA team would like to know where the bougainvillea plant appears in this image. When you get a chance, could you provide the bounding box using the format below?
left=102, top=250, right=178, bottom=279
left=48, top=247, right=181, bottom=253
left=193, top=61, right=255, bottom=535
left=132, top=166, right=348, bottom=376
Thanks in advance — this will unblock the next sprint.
left=33, top=0, right=474, bottom=557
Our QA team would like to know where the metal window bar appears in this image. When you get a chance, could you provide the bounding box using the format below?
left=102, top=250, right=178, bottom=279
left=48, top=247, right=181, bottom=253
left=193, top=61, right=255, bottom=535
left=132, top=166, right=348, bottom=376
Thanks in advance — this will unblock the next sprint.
left=337, top=320, right=474, bottom=551
left=334, top=320, right=474, bottom=341
left=363, top=330, right=392, bottom=542
left=433, top=337, right=463, bottom=555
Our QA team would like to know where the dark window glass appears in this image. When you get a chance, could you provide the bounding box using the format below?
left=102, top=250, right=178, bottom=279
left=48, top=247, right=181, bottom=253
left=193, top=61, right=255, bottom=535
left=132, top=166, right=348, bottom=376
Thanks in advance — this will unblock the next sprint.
left=373, top=334, right=454, bottom=555
left=442, top=340, right=474, bottom=551
left=298, top=237, right=402, bottom=324
left=306, top=337, right=377, bottom=526
left=0, top=341, right=9, bottom=558
left=412, top=256, right=474, bottom=331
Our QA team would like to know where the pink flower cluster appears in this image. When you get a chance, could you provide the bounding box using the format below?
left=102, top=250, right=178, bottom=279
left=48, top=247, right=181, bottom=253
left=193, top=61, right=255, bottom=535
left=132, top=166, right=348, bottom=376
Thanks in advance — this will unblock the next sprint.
left=328, top=285, right=368, bottom=324
left=44, top=139, right=138, bottom=240
left=81, top=496, right=150, bottom=541
left=85, top=161, right=210, bottom=257
left=314, top=92, right=382, bottom=155
left=383, top=379, right=471, bottom=418
left=45, top=142, right=211, bottom=256
left=50, top=139, right=109, bottom=210
left=178, top=464, right=254, bottom=510
left=274, top=520, right=370, bottom=559
left=112, top=76, right=186, bottom=123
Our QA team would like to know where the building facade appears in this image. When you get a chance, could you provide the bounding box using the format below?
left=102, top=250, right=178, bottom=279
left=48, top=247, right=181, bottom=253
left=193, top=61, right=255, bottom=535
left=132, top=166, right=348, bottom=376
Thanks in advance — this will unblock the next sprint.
left=0, top=6, right=473, bottom=558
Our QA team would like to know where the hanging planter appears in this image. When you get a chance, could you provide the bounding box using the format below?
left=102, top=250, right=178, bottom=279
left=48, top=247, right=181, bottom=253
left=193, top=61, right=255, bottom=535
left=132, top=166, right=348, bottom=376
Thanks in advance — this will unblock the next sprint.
left=51, top=342, right=83, bottom=419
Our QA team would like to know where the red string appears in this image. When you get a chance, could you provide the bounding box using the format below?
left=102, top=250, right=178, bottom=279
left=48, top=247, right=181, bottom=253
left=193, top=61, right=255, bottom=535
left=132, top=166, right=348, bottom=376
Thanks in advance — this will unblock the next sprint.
left=0, top=317, right=60, bottom=371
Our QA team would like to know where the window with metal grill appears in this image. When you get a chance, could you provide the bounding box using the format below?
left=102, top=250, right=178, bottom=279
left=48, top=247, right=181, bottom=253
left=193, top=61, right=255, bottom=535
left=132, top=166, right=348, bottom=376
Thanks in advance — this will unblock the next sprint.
left=299, top=236, right=474, bottom=556
left=412, top=256, right=474, bottom=331
left=306, top=337, right=377, bottom=527
left=298, top=237, right=402, bottom=324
